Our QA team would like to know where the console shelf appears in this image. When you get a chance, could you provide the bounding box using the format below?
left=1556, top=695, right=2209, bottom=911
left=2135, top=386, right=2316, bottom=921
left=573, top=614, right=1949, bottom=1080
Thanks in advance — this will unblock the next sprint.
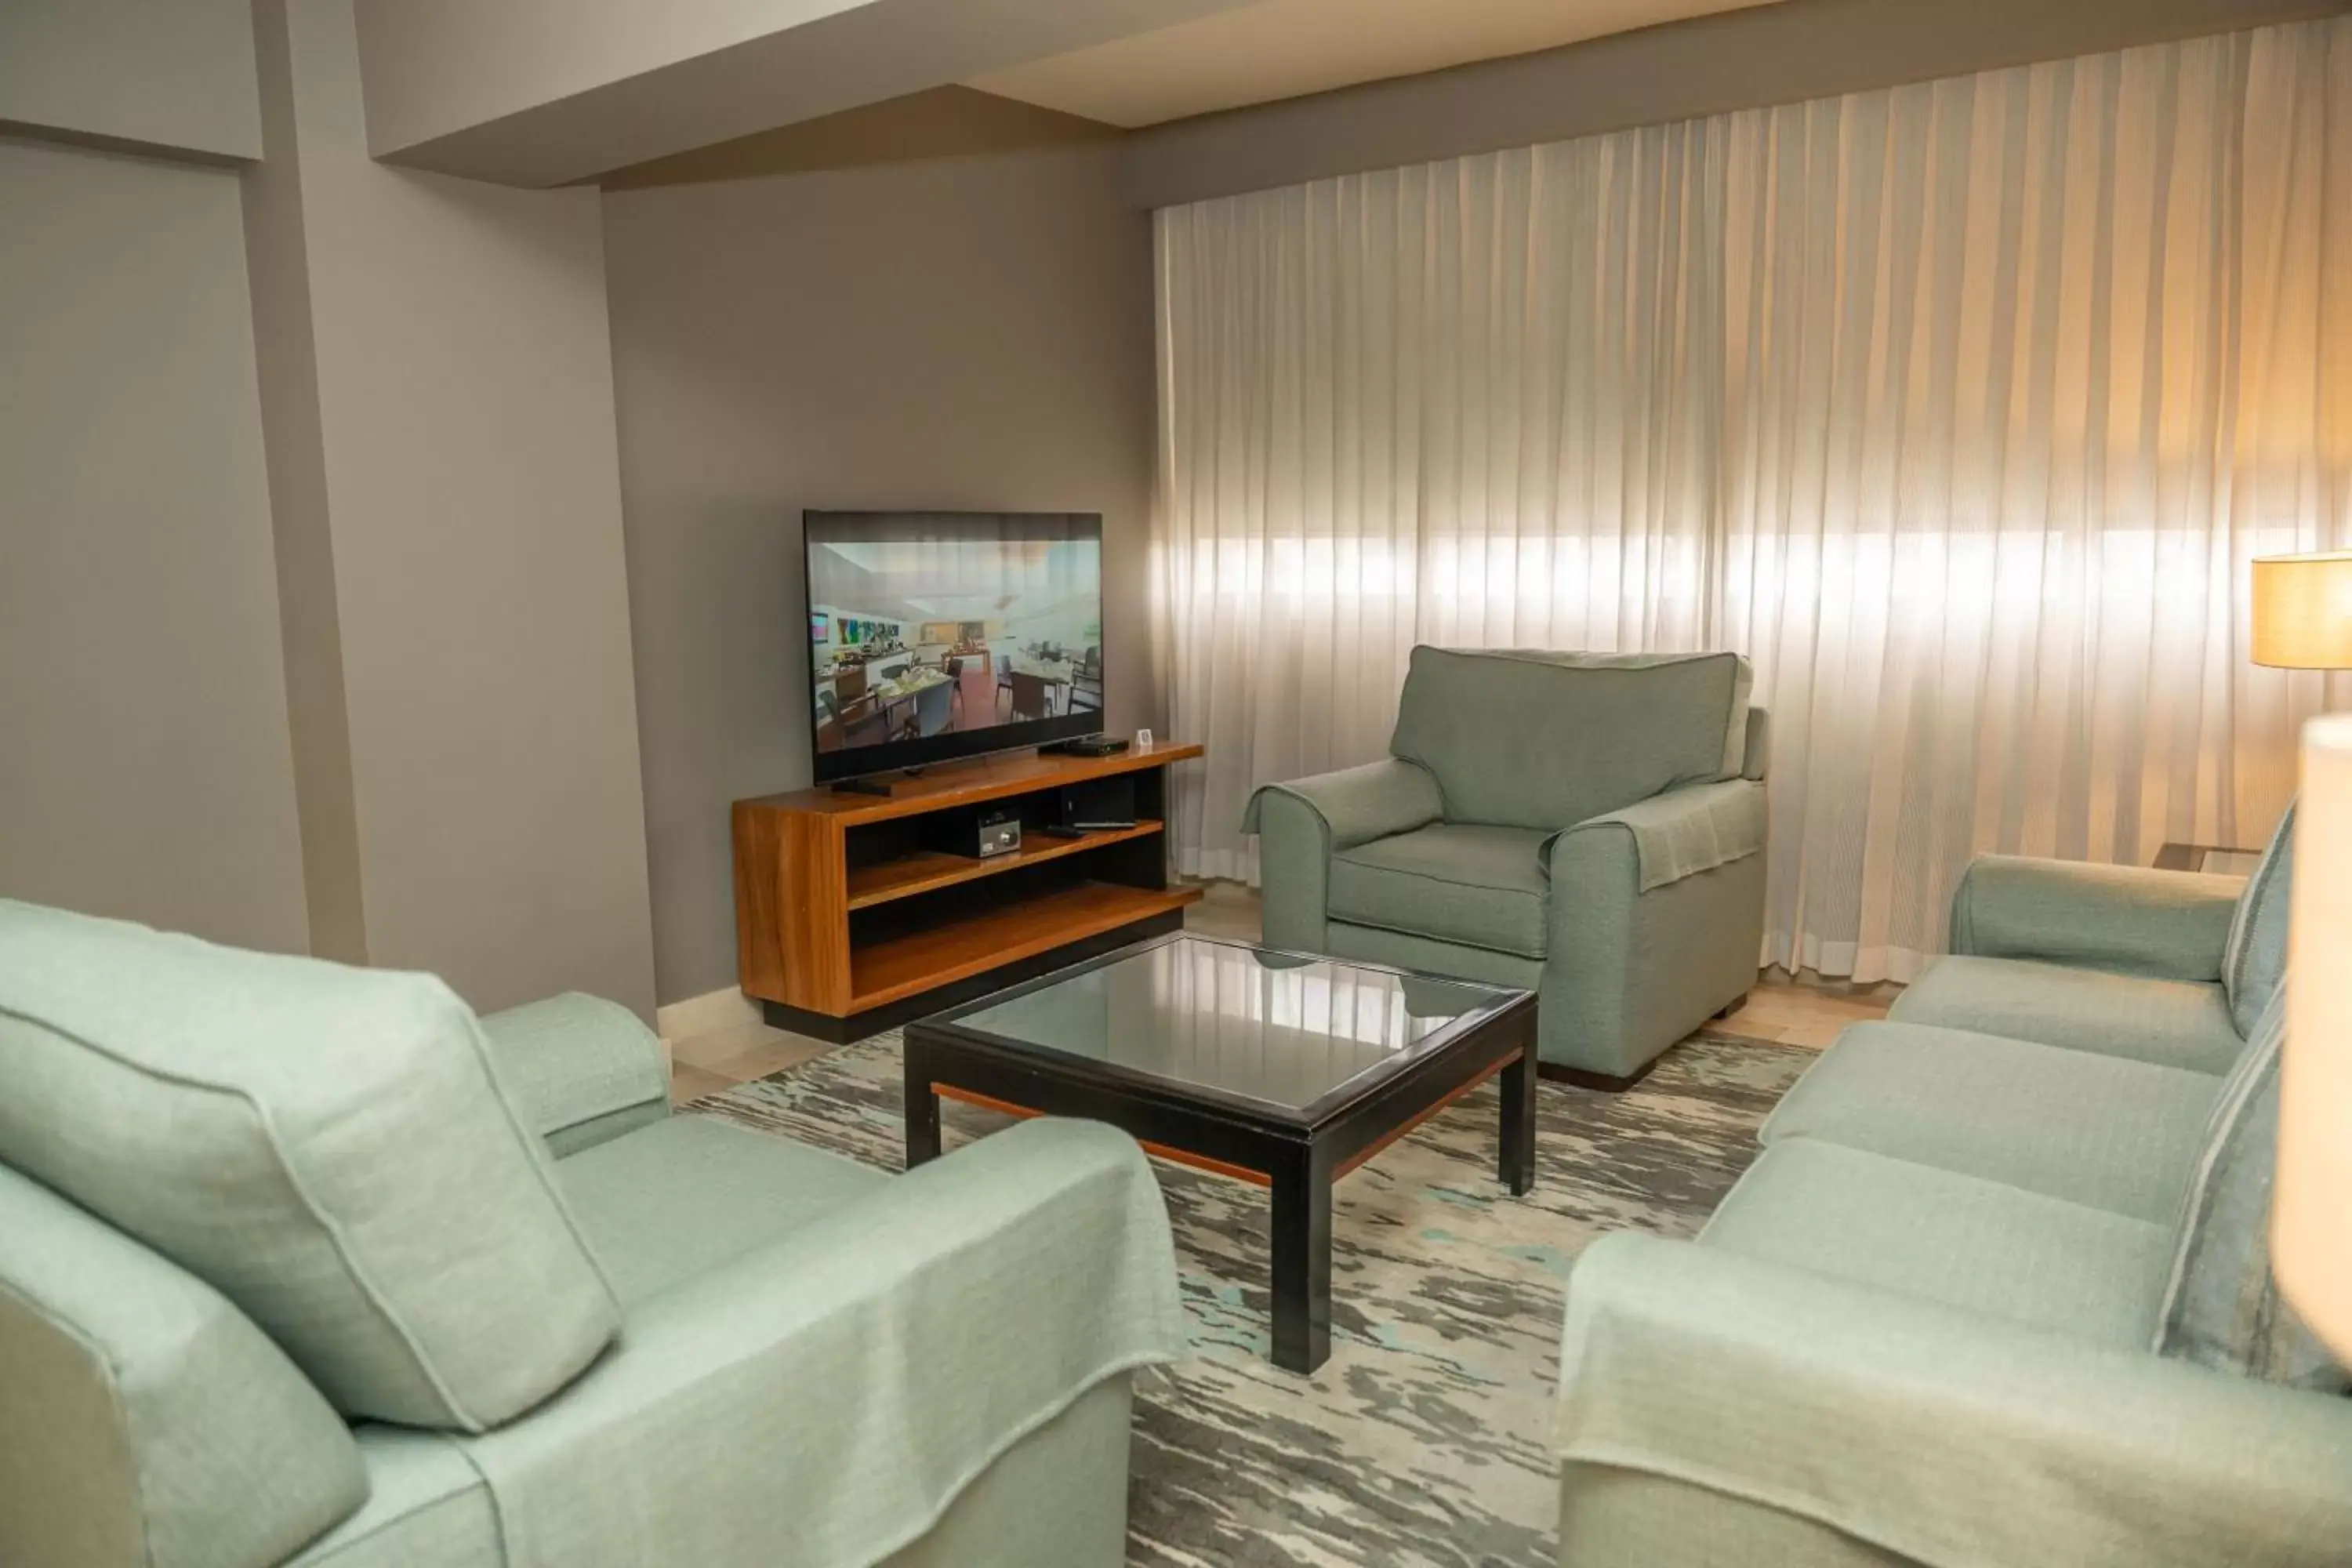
left=845, top=820, right=1166, bottom=909
left=850, top=880, right=1196, bottom=1011
left=733, top=744, right=1203, bottom=1040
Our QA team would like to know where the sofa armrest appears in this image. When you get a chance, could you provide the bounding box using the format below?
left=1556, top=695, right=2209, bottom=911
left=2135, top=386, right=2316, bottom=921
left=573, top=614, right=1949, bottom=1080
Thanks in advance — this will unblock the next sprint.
left=458, top=1117, right=1185, bottom=1568
left=1740, top=705, right=1769, bottom=782
left=1558, top=1233, right=2352, bottom=1568
left=1947, top=855, right=2244, bottom=982
left=1241, top=757, right=1443, bottom=851
left=478, top=993, right=670, bottom=1156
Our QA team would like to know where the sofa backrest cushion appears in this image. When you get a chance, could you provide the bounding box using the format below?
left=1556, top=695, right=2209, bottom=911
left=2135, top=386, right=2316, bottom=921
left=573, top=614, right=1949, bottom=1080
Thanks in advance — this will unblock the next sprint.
left=0, top=1160, right=368, bottom=1568
left=2151, top=989, right=2347, bottom=1391
left=2221, top=801, right=2294, bottom=1038
left=0, top=899, right=622, bottom=1432
left=1388, top=648, right=1753, bottom=830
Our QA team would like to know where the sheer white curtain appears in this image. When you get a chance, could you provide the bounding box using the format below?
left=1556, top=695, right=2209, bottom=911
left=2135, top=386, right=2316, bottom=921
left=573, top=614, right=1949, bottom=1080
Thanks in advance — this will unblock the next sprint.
left=1152, top=16, right=2352, bottom=981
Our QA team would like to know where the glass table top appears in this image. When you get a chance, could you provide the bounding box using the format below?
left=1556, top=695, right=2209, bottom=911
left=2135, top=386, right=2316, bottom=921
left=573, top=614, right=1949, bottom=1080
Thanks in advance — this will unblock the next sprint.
left=942, top=935, right=1526, bottom=1118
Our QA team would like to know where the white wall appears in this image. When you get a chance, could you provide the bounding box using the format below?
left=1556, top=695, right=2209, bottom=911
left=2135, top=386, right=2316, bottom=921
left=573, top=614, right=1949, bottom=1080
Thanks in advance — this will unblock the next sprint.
left=0, top=138, right=309, bottom=951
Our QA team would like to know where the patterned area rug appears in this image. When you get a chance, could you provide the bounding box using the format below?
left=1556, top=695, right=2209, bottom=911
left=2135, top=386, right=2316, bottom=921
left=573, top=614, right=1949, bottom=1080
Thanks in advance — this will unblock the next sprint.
left=692, top=1025, right=1813, bottom=1567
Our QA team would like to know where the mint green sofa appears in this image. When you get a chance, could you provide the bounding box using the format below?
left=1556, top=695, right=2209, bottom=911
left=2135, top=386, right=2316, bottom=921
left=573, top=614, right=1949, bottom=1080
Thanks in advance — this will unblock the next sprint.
left=1551, top=814, right=2352, bottom=1565
left=0, top=899, right=1183, bottom=1568
left=1245, top=648, right=1767, bottom=1086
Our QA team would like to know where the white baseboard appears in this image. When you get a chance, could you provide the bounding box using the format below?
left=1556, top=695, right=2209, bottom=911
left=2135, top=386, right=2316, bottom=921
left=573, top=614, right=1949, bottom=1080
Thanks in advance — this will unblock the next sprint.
left=656, top=985, right=762, bottom=1044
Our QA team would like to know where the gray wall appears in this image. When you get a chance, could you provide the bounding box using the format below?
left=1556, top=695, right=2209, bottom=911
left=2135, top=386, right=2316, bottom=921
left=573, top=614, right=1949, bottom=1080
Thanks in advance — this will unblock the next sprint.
left=601, top=141, right=1157, bottom=1004
left=0, top=0, right=659, bottom=1023
left=0, top=136, right=310, bottom=953
left=351, top=0, right=1244, bottom=187
left=0, top=0, right=260, bottom=160
left=1123, top=0, right=2352, bottom=207
left=251, top=0, right=659, bottom=1018
left=245, top=0, right=368, bottom=966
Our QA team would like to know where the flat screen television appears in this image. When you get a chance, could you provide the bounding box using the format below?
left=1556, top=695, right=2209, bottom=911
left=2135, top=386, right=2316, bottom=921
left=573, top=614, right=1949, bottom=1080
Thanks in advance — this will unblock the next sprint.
left=801, top=510, right=1104, bottom=782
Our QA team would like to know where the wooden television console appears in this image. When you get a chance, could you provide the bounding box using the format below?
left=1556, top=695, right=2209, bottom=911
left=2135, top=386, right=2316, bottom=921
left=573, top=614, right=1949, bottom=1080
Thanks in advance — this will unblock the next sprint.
left=732, top=742, right=1204, bottom=1040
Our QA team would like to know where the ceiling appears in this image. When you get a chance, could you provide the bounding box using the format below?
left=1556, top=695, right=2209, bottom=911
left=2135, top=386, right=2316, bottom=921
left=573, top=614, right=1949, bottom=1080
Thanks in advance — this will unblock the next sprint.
left=966, top=0, right=1784, bottom=129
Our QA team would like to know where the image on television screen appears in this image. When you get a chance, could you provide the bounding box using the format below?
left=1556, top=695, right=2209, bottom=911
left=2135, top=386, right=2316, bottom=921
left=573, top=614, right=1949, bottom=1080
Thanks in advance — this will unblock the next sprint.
left=806, top=517, right=1102, bottom=763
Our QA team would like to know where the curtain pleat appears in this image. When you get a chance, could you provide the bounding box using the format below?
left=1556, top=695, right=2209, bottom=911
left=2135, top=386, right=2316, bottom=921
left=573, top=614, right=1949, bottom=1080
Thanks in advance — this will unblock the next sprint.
left=1152, top=17, right=2352, bottom=979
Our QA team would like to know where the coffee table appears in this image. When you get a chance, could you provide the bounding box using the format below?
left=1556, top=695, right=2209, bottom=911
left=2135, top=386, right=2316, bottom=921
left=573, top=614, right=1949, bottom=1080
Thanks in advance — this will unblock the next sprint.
left=902, top=933, right=1537, bottom=1374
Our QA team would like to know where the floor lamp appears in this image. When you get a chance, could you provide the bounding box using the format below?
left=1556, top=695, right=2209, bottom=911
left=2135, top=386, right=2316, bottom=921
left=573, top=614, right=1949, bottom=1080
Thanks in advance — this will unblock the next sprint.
left=2257, top=553, right=2352, bottom=1360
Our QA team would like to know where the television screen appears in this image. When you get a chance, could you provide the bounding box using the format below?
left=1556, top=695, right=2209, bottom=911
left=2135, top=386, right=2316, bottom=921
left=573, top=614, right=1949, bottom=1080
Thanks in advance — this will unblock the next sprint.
left=802, top=511, right=1103, bottom=782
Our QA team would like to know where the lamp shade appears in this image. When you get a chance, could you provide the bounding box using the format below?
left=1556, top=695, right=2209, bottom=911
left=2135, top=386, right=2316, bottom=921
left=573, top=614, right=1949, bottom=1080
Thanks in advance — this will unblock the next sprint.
left=2253, top=552, right=2352, bottom=669
left=2279, top=713, right=2352, bottom=1359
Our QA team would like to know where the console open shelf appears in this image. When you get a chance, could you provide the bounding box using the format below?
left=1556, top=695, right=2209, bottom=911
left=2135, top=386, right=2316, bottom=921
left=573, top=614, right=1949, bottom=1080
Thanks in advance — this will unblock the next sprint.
left=849, top=880, right=1196, bottom=1011
left=733, top=744, right=1203, bottom=1040
left=845, top=819, right=1166, bottom=909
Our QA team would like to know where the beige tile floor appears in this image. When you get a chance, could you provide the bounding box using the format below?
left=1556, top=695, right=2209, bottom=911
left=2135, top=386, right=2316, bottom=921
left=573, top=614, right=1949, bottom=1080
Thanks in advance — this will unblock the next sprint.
left=666, top=881, right=1895, bottom=1103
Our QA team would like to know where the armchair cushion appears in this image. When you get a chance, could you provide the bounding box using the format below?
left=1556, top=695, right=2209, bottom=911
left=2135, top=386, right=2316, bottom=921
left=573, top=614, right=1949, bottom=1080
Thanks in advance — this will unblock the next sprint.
left=0, top=898, right=621, bottom=1432
left=1948, top=856, right=2243, bottom=982
left=1888, top=955, right=2243, bottom=1073
left=1387, top=647, right=1751, bottom=830
left=2220, top=802, right=2295, bottom=1036
left=1327, top=822, right=1552, bottom=958
left=1556, top=1231, right=2352, bottom=1568
left=1762, top=1022, right=2220, bottom=1223
left=459, top=1116, right=1185, bottom=1568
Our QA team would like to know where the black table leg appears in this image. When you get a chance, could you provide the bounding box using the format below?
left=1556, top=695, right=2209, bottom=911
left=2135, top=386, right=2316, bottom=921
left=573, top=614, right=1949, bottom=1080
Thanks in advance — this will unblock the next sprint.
left=903, top=1038, right=942, bottom=1169
left=1270, top=1144, right=1332, bottom=1374
left=1499, top=1047, right=1536, bottom=1196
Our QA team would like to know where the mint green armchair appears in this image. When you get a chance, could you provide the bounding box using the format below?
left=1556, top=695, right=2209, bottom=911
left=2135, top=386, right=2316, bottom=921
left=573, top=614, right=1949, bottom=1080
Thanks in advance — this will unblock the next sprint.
left=0, top=898, right=1183, bottom=1568
left=1245, top=647, right=1768, bottom=1086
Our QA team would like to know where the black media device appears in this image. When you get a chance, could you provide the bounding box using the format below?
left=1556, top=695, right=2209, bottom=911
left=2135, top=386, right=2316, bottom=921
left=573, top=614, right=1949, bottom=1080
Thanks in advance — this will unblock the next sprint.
left=1060, top=775, right=1138, bottom=832
left=1039, top=735, right=1129, bottom=757
left=924, top=806, right=1022, bottom=859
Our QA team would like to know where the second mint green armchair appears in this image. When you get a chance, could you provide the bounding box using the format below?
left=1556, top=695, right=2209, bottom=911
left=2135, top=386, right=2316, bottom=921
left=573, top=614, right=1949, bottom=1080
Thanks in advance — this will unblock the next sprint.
left=1244, top=647, right=1768, bottom=1086
left=0, top=898, right=1185, bottom=1568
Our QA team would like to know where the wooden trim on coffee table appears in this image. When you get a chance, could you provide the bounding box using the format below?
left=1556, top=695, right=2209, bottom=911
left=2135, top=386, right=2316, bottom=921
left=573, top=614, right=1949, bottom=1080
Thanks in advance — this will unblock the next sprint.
left=932, top=1083, right=1273, bottom=1187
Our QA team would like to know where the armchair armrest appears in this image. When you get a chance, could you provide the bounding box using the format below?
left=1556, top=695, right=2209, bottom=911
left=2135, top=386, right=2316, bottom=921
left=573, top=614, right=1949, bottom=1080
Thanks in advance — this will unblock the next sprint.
left=1947, top=855, right=2244, bottom=982
left=1548, top=778, right=1766, bottom=893
left=1244, top=760, right=1445, bottom=953
left=478, top=993, right=670, bottom=1156
left=459, top=1118, right=1185, bottom=1568
left=1241, top=757, right=1444, bottom=850
left=1559, top=1233, right=2352, bottom=1568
